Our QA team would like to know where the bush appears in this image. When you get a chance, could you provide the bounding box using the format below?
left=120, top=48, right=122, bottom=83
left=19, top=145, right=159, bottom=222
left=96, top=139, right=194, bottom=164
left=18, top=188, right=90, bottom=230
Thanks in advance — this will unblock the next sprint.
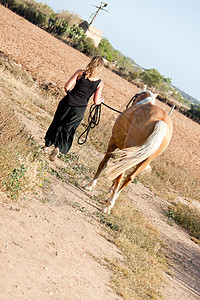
left=75, top=36, right=100, bottom=56
left=46, top=15, right=69, bottom=34
left=67, top=24, right=85, bottom=41
left=99, top=38, right=115, bottom=62
left=168, top=203, right=200, bottom=240
left=0, top=0, right=48, bottom=27
left=185, top=104, right=200, bottom=123
left=67, top=26, right=99, bottom=56
left=126, top=70, right=139, bottom=82
left=0, top=0, right=80, bottom=36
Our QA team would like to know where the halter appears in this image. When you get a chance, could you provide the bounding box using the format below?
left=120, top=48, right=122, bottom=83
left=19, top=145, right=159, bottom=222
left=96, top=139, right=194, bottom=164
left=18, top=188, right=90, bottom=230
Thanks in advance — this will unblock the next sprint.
left=126, top=90, right=155, bottom=108
left=134, top=96, right=155, bottom=107
left=126, top=94, right=139, bottom=108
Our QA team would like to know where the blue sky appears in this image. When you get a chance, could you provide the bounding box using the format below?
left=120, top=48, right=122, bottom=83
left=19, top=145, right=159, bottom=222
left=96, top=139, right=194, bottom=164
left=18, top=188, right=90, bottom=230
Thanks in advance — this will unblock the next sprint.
left=41, top=0, right=200, bottom=102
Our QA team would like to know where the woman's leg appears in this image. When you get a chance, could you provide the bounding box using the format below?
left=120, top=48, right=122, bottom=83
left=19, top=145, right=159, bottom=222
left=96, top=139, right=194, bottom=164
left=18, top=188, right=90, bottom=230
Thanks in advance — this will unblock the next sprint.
left=55, top=107, right=84, bottom=154
left=45, top=96, right=68, bottom=147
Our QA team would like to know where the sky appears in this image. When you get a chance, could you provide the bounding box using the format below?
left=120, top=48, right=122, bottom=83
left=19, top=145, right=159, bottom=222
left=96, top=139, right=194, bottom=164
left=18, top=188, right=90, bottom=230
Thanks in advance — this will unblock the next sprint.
left=41, top=0, right=200, bottom=102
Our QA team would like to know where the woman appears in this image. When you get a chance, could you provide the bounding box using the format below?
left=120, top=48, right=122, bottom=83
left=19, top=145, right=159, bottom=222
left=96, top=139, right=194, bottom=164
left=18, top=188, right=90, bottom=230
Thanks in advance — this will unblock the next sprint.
left=42, top=56, right=104, bottom=162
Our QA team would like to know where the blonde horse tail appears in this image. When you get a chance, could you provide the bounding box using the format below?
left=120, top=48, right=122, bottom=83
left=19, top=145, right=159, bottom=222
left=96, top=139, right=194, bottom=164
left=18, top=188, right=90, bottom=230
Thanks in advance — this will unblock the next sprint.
left=106, top=120, right=168, bottom=180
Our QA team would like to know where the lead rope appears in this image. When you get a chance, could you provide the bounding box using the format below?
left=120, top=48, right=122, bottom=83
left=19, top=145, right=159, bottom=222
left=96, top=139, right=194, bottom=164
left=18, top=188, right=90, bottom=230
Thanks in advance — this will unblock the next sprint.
left=77, top=95, right=138, bottom=145
left=77, top=101, right=122, bottom=145
left=101, top=102, right=122, bottom=114
left=77, top=104, right=101, bottom=145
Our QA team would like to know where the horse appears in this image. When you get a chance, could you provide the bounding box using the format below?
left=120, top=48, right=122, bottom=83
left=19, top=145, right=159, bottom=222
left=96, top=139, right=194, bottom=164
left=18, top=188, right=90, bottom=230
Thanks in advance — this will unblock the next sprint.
left=85, top=89, right=173, bottom=214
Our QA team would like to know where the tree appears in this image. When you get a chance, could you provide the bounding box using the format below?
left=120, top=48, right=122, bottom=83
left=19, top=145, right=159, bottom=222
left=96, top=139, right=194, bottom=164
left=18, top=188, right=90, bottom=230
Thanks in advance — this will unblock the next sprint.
left=163, top=77, right=172, bottom=85
left=98, top=38, right=114, bottom=61
left=140, top=68, right=163, bottom=87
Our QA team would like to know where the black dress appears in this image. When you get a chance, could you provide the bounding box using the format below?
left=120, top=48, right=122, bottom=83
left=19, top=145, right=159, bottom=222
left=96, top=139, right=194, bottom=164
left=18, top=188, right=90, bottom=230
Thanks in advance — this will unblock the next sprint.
left=45, top=75, right=101, bottom=154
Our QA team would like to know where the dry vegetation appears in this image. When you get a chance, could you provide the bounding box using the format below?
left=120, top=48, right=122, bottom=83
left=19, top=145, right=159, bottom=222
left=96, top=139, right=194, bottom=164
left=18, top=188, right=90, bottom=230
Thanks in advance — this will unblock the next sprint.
left=0, top=65, right=42, bottom=199
left=0, top=4, right=200, bottom=299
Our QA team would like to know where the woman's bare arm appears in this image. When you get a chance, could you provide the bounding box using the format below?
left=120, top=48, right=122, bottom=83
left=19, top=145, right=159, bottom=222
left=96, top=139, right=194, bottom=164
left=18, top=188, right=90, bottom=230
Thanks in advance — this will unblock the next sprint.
left=64, top=70, right=83, bottom=93
left=93, top=81, right=104, bottom=105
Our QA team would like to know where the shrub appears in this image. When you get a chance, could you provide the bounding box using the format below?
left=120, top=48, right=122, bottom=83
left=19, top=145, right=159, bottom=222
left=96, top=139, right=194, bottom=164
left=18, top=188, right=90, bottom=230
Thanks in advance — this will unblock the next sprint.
left=74, top=36, right=100, bottom=56
left=185, top=104, right=200, bottom=123
left=126, top=70, right=139, bottom=82
left=168, top=203, right=200, bottom=240
left=99, top=38, right=115, bottom=62
left=46, top=15, right=69, bottom=34
left=0, top=0, right=48, bottom=27
left=67, top=24, right=85, bottom=41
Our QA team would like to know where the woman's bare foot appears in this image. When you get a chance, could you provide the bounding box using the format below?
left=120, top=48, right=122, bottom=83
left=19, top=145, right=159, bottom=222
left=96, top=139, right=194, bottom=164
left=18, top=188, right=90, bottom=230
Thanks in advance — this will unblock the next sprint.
left=49, top=147, right=59, bottom=162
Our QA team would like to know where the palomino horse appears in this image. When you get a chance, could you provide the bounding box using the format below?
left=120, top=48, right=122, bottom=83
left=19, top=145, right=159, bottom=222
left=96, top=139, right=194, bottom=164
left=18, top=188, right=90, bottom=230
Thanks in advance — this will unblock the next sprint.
left=85, top=89, right=173, bottom=214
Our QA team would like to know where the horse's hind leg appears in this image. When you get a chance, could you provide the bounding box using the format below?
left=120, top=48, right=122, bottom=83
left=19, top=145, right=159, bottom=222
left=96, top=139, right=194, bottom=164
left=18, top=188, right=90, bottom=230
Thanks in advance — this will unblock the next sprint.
left=85, top=137, right=116, bottom=191
left=118, top=159, right=150, bottom=194
left=103, top=172, right=124, bottom=214
left=118, top=140, right=169, bottom=194
left=104, top=160, right=151, bottom=213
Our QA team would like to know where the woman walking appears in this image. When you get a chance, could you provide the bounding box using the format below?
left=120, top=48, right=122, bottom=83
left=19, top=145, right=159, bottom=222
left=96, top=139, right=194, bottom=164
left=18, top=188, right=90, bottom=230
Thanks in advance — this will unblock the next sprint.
left=42, top=56, right=104, bottom=161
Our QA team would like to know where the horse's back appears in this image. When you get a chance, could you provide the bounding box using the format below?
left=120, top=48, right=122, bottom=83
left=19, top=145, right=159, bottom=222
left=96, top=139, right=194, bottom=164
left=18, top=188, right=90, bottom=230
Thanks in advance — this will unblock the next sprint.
left=112, top=104, right=172, bottom=148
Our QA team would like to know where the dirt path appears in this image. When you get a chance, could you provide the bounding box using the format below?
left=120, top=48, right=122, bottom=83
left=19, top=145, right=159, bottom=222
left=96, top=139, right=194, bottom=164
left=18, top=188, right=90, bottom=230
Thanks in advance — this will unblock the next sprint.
left=0, top=187, right=122, bottom=300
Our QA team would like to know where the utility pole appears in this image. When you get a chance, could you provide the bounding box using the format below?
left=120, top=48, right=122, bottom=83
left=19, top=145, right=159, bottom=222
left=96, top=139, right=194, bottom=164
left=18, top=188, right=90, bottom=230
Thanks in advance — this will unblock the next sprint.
left=88, top=2, right=108, bottom=26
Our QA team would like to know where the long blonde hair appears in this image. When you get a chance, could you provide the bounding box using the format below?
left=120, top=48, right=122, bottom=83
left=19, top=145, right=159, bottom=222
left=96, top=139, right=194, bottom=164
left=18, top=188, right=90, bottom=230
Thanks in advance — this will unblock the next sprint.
left=84, top=56, right=104, bottom=79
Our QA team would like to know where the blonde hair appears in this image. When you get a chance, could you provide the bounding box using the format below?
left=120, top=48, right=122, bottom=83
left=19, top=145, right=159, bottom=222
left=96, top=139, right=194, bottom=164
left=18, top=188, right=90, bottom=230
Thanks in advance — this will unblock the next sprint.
left=84, top=56, right=104, bottom=79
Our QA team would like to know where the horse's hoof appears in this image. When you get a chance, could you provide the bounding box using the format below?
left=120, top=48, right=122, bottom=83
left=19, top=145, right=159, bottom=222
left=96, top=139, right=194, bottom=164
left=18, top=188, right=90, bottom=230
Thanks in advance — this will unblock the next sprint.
left=103, top=205, right=111, bottom=214
left=84, top=179, right=97, bottom=191
left=107, top=189, right=113, bottom=197
left=84, top=184, right=93, bottom=191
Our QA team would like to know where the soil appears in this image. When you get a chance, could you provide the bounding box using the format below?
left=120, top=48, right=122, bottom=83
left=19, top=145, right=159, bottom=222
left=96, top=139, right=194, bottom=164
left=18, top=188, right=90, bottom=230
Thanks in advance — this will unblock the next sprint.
left=0, top=5, right=200, bottom=300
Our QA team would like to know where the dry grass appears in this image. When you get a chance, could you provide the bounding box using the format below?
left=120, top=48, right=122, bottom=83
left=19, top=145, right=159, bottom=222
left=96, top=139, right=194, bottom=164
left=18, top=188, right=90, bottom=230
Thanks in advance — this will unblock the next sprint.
left=0, top=52, right=60, bottom=119
left=168, top=202, right=200, bottom=240
left=137, top=152, right=200, bottom=202
left=0, top=100, right=35, bottom=198
left=0, top=60, right=55, bottom=199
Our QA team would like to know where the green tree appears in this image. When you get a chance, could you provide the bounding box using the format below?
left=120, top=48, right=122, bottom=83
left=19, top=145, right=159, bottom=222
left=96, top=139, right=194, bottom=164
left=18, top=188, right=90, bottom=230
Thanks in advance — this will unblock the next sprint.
left=163, top=77, right=172, bottom=85
left=99, top=38, right=115, bottom=61
left=140, top=68, right=163, bottom=87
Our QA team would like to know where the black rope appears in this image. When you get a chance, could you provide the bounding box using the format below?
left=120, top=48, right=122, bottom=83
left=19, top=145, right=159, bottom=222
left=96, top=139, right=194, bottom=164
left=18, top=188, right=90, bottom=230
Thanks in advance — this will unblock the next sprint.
left=101, top=102, right=122, bottom=114
left=77, top=95, right=138, bottom=145
left=77, top=104, right=101, bottom=145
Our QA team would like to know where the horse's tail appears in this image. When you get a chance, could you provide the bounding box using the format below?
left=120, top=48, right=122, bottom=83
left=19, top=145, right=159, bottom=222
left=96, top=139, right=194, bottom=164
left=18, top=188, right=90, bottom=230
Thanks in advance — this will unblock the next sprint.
left=106, top=120, right=168, bottom=180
